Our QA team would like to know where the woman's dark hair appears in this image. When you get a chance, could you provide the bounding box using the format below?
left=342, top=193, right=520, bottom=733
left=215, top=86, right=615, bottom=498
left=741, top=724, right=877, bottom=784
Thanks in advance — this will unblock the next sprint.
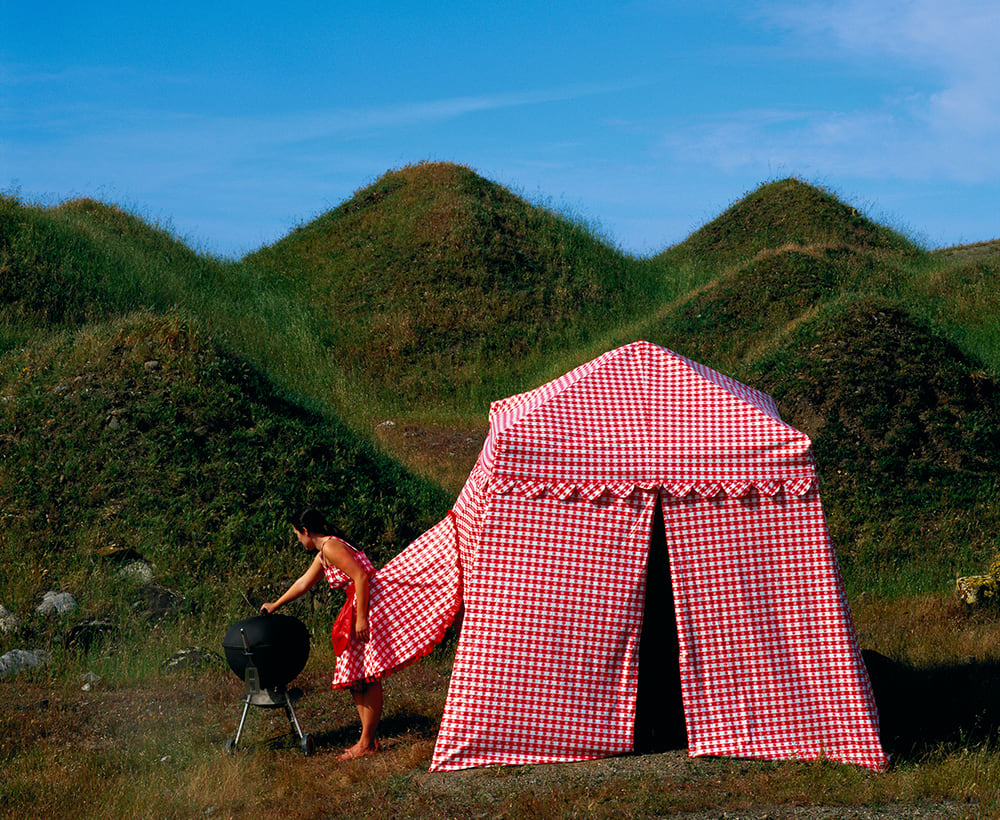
left=290, top=507, right=347, bottom=540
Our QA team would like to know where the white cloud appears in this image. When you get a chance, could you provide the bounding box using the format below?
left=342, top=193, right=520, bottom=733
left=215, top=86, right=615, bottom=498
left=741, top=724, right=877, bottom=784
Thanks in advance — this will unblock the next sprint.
left=765, top=0, right=1000, bottom=131
left=663, top=0, right=1000, bottom=183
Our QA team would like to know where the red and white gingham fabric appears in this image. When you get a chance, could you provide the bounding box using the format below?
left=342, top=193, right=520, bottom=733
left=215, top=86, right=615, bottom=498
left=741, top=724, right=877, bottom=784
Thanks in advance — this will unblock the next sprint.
left=327, top=519, right=462, bottom=689
left=426, top=340, right=886, bottom=772
left=664, top=487, right=883, bottom=768
left=433, top=489, right=652, bottom=766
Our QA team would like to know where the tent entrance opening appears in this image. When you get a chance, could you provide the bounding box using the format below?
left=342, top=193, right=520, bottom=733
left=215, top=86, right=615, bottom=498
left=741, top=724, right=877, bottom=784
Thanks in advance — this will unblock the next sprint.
left=634, top=498, right=686, bottom=753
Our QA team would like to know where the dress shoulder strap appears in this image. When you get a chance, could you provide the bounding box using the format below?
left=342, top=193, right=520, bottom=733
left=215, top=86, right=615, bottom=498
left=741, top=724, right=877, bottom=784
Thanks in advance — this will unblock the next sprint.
left=318, top=535, right=356, bottom=568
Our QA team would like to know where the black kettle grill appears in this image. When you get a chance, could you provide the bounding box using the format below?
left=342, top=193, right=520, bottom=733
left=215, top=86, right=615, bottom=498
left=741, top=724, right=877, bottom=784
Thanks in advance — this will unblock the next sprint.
left=222, top=614, right=314, bottom=755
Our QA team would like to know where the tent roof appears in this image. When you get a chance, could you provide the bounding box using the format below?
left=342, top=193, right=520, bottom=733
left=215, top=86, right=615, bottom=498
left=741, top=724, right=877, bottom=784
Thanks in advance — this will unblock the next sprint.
left=482, top=341, right=816, bottom=498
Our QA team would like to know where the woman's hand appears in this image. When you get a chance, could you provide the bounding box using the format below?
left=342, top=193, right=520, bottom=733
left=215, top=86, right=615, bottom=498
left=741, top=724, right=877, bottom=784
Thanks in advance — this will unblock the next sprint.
left=260, top=602, right=279, bottom=614
left=354, top=614, right=370, bottom=642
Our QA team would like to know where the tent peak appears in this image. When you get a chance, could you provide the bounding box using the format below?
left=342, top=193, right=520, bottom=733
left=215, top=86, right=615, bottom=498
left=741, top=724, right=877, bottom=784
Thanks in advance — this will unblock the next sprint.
left=482, top=340, right=814, bottom=485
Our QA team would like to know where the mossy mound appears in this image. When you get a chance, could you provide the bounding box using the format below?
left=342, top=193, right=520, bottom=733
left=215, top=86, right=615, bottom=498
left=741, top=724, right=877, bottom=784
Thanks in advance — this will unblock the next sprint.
left=659, top=178, right=917, bottom=273
left=661, top=245, right=904, bottom=368
left=0, top=313, right=449, bottom=616
left=247, top=162, right=652, bottom=408
left=748, top=299, right=1000, bottom=581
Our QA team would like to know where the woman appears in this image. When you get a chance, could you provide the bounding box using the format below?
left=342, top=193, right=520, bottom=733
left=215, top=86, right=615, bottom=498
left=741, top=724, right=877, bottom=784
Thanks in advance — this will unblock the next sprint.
left=261, top=507, right=381, bottom=760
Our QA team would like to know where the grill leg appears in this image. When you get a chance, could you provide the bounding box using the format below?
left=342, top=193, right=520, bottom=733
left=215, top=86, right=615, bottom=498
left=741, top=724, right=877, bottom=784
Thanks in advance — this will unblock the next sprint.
left=285, top=698, right=305, bottom=741
left=284, top=697, right=314, bottom=755
left=233, top=696, right=252, bottom=749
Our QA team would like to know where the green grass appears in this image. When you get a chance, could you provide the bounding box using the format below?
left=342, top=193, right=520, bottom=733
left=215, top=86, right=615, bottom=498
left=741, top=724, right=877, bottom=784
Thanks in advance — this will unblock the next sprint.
left=655, top=177, right=919, bottom=273
left=5, top=164, right=1000, bottom=594
left=4, top=165, right=1000, bottom=816
left=904, top=250, right=1000, bottom=373
left=0, top=312, right=449, bottom=628
left=741, top=296, right=1000, bottom=591
left=243, top=162, right=663, bottom=415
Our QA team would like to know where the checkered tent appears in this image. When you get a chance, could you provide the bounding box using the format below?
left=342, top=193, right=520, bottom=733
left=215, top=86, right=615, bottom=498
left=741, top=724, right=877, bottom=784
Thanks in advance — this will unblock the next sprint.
left=419, top=340, right=886, bottom=772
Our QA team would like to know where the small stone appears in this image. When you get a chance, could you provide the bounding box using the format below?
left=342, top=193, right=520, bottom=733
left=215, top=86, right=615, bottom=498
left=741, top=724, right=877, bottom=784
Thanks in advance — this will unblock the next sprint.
left=144, top=359, right=161, bottom=372
left=98, top=544, right=146, bottom=563
left=119, top=560, right=154, bottom=585
left=65, top=618, right=116, bottom=650
left=80, top=671, right=101, bottom=691
left=0, top=604, right=21, bottom=635
left=136, top=585, right=184, bottom=620
left=37, top=591, right=78, bottom=616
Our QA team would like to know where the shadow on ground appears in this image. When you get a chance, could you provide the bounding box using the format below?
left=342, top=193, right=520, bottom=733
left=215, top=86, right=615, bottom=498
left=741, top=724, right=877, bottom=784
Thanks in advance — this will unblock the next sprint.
left=311, top=712, right=439, bottom=753
left=863, top=649, right=1000, bottom=759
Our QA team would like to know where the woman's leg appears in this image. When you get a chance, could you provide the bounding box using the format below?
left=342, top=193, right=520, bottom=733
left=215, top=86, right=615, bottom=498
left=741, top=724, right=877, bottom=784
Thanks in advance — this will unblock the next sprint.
left=356, top=679, right=382, bottom=749
left=340, top=680, right=382, bottom=759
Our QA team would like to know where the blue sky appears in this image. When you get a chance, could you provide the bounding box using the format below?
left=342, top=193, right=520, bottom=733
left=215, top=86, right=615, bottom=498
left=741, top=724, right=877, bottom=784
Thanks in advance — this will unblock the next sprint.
left=3, top=0, right=998, bottom=258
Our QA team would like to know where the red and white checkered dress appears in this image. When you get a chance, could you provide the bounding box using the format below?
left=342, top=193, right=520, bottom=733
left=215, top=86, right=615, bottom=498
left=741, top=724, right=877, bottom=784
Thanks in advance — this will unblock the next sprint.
left=423, top=340, right=886, bottom=773
left=325, top=530, right=462, bottom=690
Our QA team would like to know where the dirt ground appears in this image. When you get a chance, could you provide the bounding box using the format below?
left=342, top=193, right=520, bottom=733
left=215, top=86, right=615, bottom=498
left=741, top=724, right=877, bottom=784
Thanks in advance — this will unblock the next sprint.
left=414, top=751, right=968, bottom=819
left=2, top=638, right=986, bottom=819
left=372, top=418, right=487, bottom=494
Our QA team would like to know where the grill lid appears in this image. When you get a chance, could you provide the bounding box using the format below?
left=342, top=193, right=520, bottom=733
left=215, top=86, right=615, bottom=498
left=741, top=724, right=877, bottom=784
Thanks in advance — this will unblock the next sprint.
left=222, top=614, right=310, bottom=689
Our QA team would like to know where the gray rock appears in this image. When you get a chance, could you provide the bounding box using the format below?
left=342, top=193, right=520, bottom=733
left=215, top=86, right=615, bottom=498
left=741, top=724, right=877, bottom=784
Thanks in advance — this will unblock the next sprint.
left=37, top=591, right=78, bottom=615
left=0, top=604, right=21, bottom=635
left=79, top=671, right=101, bottom=691
left=65, top=618, right=116, bottom=650
left=120, top=560, right=154, bottom=585
left=0, top=648, right=50, bottom=679
left=136, top=585, right=184, bottom=620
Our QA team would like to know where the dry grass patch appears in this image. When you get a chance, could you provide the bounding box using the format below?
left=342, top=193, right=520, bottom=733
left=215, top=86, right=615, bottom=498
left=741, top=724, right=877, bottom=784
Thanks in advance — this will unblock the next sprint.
left=4, top=621, right=1000, bottom=819
left=851, top=593, right=1000, bottom=665
left=371, top=419, right=487, bottom=495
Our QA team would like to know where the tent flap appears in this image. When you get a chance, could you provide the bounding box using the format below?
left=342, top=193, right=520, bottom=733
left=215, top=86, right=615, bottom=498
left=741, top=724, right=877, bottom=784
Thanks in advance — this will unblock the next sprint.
left=430, top=490, right=657, bottom=771
left=492, top=476, right=816, bottom=500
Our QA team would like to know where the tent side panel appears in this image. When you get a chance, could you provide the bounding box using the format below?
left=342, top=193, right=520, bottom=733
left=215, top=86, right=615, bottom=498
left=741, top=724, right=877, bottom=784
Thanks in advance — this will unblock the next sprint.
left=451, top=459, right=493, bottom=577
left=355, top=513, right=463, bottom=682
left=663, top=488, right=887, bottom=771
left=430, top=490, right=658, bottom=772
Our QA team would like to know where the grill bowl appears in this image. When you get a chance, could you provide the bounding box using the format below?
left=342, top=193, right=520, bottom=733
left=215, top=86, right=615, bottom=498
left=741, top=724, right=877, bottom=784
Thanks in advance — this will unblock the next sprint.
left=222, top=614, right=310, bottom=689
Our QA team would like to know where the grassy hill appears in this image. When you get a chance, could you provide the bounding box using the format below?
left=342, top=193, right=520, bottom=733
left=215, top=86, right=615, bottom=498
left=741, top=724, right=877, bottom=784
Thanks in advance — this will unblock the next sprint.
left=749, top=299, right=1000, bottom=590
left=245, top=162, right=658, bottom=414
left=3, top=164, right=1000, bottom=621
left=0, top=312, right=449, bottom=627
left=625, top=181, right=1000, bottom=590
left=656, top=177, right=916, bottom=274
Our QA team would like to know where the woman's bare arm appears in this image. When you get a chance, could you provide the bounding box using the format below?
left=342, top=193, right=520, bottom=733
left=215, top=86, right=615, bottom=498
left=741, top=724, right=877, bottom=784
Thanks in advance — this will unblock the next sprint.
left=260, top=555, right=324, bottom=614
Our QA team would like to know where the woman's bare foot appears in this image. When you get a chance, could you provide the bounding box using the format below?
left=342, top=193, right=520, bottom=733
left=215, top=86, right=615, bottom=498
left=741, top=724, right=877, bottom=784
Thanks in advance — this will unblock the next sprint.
left=337, top=739, right=378, bottom=760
